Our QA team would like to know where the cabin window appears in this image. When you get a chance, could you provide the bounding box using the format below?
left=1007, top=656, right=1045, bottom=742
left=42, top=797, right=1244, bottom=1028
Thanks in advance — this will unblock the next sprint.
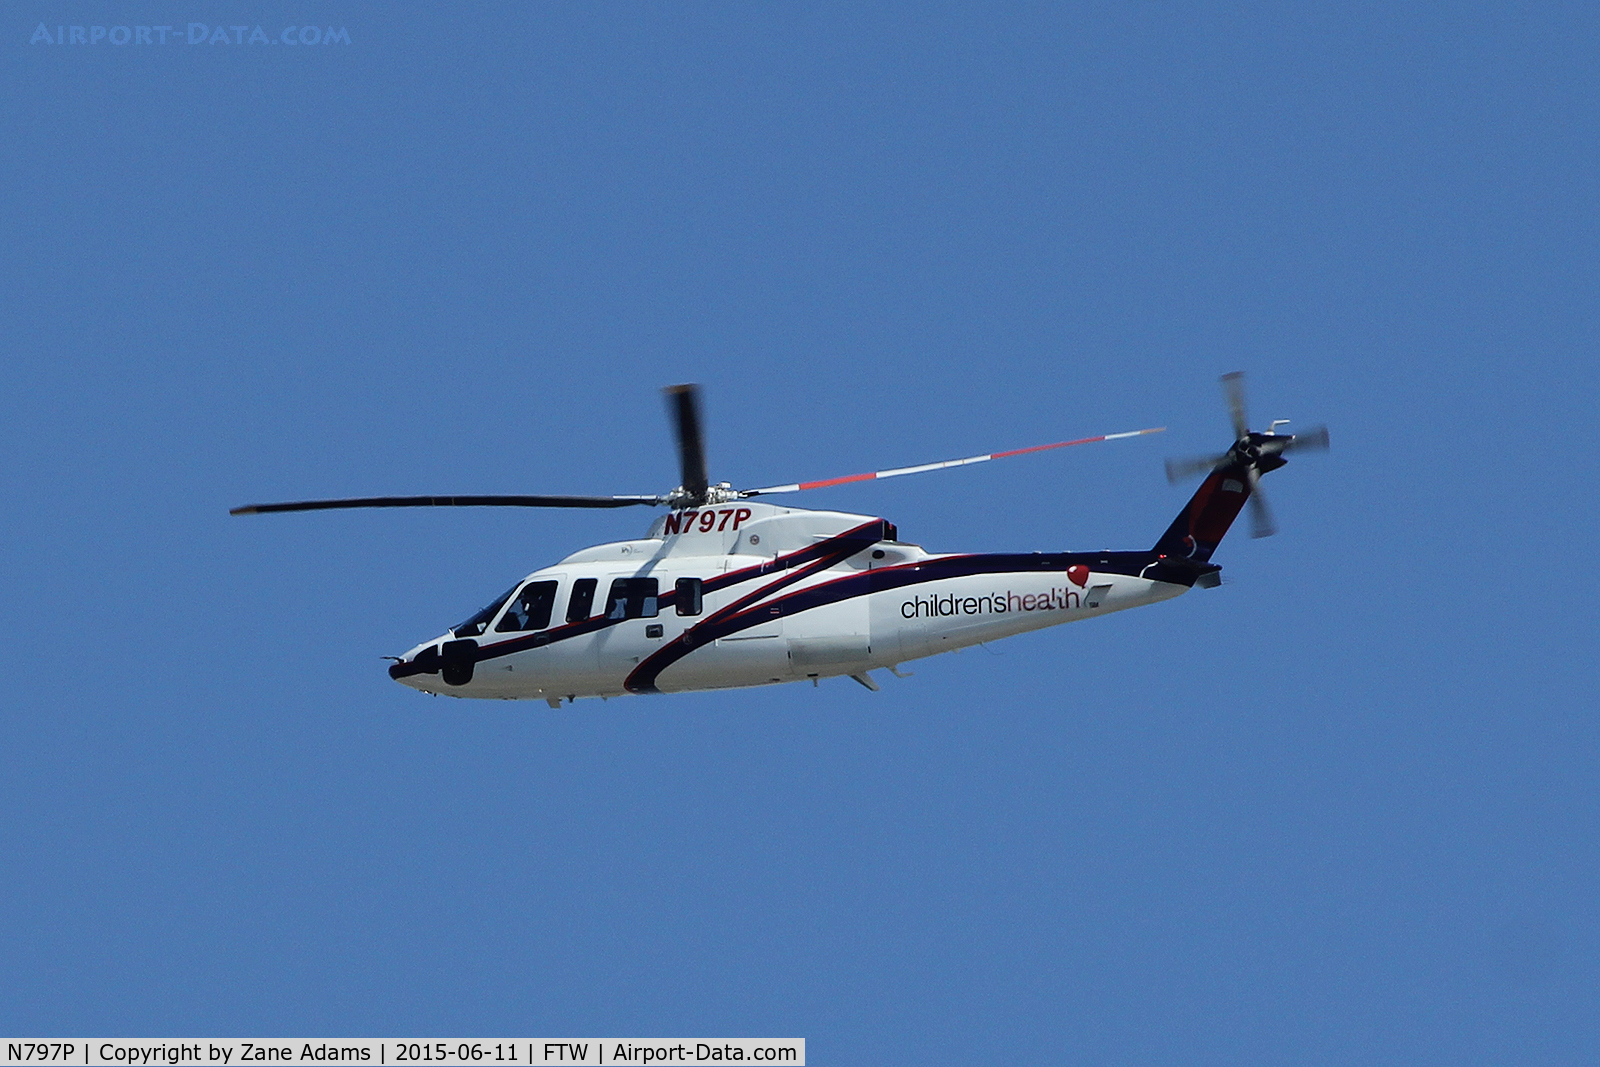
left=675, top=577, right=703, bottom=616
left=495, top=580, right=558, bottom=632
left=605, top=577, right=659, bottom=620
left=453, top=584, right=518, bottom=637
left=566, top=578, right=597, bottom=623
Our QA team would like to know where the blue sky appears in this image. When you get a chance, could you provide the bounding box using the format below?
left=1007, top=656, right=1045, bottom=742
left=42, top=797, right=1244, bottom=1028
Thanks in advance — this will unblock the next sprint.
left=2, top=3, right=1596, bottom=1063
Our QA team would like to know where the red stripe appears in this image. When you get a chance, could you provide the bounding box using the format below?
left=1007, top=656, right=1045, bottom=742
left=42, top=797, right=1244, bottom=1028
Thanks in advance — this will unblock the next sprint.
left=797, top=471, right=879, bottom=491
left=990, top=435, right=1104, bottom=460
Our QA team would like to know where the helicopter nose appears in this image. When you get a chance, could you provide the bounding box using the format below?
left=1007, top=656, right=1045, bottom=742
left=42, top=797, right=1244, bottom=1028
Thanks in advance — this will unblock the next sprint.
left=388, top=635, right=479, bottom=691
left=388, top=639, right=444, bottom=690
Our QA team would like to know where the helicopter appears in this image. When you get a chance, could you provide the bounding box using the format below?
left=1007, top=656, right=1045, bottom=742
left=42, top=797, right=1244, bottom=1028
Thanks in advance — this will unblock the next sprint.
left=232, top=373, right=1327, bottom=705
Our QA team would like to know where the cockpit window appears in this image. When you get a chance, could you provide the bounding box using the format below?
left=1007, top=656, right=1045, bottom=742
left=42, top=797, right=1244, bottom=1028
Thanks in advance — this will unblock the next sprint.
left=452, top=584, right=518, bottom=637
left=605, top=577, right=659, bottom=620
left=495, top=580, right=558, bottom=632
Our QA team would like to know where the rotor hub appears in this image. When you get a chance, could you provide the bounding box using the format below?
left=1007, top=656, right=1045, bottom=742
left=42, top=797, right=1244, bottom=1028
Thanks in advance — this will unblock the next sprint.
left=666, top=481, right=740, bottom=509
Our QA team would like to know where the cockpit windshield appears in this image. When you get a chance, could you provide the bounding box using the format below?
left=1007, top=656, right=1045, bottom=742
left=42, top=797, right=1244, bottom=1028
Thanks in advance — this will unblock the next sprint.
left=452, top=584, right=519, bottom=637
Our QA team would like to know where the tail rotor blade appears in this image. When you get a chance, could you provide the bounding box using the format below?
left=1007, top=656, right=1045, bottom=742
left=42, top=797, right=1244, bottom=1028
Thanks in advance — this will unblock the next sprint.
left=1245, top=467, right=1277, bottom=538
left=1284, top=424, right=1330, bottom=453
left=664, top=384, right=709, bottom=505
left=1221, top=371, right=1250, bottom=440
left=1165, top=453, right=1229, bottom=485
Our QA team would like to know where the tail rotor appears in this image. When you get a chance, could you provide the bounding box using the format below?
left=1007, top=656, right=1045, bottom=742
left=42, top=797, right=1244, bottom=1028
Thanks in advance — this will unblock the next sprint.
left=1164, top=372, right=1329, bottom=540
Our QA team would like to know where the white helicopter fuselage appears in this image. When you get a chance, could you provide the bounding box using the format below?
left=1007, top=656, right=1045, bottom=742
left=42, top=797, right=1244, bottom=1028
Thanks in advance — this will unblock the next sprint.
left=389, top=501, right=1190, bottom=702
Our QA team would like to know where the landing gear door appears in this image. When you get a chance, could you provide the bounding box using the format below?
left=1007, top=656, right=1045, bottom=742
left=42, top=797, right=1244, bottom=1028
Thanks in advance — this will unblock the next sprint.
left=787, top=593, right=870, bottom=674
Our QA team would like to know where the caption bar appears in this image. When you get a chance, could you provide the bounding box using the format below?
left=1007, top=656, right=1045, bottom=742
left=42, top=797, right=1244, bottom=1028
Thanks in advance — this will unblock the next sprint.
left=1, top=1043, right=802, bottom=1067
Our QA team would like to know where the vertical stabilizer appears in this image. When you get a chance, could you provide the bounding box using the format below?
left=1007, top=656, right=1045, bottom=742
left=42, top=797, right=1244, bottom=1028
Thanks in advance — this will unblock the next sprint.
left=1152, top=463, right=1256, bottom=563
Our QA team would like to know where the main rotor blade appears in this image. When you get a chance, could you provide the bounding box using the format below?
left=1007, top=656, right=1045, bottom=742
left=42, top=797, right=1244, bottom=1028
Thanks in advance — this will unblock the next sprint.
left=1245, top=467, right=1277, bottom=538
left=1284, top=424, right=1330, bottom=453
left=1165, top=452, right=1229, bottom=485
left=742, top=426, right=1165, bottom=497
left=230, top=494, right=662, bottom=516
left=664, top=384, right=709, bottom=505
left=1221, top=371, right=1250, bottom=440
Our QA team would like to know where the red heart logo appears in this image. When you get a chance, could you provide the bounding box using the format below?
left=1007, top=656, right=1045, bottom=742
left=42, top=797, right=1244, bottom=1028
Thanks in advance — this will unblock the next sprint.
left=1067, top=565, right=1089, bottom=588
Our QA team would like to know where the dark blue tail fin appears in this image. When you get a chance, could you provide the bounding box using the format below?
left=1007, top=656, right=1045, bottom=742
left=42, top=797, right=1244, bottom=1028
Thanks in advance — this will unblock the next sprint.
left=1152, top=462, right=1256, bottom=564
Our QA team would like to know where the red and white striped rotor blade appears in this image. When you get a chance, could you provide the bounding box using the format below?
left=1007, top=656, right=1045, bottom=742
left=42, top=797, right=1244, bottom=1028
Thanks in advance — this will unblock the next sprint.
left=740, top=426, right=1165, bottom=497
